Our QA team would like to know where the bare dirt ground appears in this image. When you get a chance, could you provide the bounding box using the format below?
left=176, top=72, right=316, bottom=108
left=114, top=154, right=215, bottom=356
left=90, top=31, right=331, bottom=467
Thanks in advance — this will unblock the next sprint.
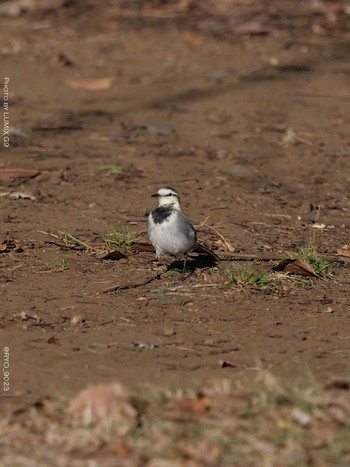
left=0, top=1, right=350, bottom=464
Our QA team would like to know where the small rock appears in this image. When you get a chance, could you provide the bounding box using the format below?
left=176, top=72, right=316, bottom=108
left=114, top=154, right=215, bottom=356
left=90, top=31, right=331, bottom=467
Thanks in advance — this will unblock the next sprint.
left=291, top=408, right=312, bottom=426
left=70, top=314, right=82, bottom=326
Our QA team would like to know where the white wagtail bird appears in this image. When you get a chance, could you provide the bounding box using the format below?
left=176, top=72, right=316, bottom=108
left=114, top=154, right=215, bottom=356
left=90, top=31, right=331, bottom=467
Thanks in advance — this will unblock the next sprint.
left=148, top=187, right=219, bottom=272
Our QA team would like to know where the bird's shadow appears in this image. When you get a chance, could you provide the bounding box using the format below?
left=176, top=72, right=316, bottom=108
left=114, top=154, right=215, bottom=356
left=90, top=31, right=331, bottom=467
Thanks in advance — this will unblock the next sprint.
left=168, top=254, right=218, bottom=275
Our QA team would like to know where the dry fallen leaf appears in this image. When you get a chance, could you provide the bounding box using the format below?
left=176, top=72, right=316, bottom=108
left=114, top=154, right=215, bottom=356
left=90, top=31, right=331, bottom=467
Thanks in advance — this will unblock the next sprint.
left=0, top=168, right=40, bottom=179
left=109, top=441, right=133, bottom=458
left=182, top=31, right=203, bottom=47
left=337, top=245, right=350, bottom=257
left=274, top=258, right=319, bottom=277
left=178, top=396, right=212, bottom=414
left=132, top=242, right=155, bottom=253
left=64, top=78, right=113, bottom=91
left=69, top=382, right=137, bottom=424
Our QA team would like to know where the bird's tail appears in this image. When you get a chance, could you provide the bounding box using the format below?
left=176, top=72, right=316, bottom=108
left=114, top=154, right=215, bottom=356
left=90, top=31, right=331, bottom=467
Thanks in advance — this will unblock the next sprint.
left=194, top=243, right=220, bottom=261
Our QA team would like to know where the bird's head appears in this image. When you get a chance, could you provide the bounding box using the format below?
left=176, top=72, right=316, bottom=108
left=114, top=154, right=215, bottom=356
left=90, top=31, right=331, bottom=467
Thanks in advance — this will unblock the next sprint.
left=152, top=187, right=181, bottom=208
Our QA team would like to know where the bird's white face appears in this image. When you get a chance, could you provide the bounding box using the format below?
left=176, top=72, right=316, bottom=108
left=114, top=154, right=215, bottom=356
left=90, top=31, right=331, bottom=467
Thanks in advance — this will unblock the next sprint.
left=154, top=187, right=181, bottom=208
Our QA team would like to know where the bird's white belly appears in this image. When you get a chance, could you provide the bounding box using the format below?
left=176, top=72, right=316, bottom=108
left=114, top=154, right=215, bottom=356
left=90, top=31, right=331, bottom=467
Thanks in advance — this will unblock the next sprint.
left=150, top=218, right=196, bottom=256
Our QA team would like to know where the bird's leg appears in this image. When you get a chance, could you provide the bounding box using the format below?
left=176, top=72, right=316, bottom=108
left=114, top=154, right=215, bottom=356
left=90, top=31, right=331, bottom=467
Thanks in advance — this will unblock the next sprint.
left=182, top=254, right=188, bottom=275
left=180, top=254, right=193, bottom=281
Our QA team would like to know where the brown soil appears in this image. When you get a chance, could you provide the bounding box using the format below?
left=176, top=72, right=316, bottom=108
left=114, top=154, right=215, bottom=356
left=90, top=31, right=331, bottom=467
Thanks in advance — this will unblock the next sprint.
left=1, top=1, right=350, bottom=409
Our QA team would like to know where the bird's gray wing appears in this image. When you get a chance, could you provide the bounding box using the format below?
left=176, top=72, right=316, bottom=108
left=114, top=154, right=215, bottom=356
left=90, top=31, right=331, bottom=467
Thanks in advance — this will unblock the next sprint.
left=173, top=210, right=197, bottom=245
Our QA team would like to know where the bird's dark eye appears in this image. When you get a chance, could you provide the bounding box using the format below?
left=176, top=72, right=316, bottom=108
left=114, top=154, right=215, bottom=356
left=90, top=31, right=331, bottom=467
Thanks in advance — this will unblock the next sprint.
left=166, top=193, right=172, bottom=197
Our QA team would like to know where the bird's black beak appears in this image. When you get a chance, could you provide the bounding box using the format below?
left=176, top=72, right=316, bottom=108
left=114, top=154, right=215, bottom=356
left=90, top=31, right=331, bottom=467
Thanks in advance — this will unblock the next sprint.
left=151, top=193, right=158, bottom=198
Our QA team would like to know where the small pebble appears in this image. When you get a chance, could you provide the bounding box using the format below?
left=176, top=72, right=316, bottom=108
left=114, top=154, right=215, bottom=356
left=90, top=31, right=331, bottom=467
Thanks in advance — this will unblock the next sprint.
left=291, top=408, right=312, bottom=426
left=70, top=314, right=82, bottom=326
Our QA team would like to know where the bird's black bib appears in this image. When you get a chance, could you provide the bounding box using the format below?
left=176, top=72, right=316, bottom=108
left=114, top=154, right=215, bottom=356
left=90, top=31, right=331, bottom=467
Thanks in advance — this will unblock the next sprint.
left=151, top=206, right=173, bottom=224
